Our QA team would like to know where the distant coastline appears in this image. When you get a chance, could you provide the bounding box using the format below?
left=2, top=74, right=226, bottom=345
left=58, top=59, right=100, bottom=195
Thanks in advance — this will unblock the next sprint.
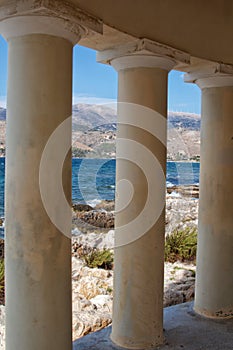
left=0, top=104, right=200, bottom=160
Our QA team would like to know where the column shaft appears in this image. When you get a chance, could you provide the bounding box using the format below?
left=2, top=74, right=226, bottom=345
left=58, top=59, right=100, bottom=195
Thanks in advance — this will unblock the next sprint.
left=195, top=85, right=233, bottom=318
left=111, top=66, right=169, bottom=349
left=5, top=34, right=73, bottom=349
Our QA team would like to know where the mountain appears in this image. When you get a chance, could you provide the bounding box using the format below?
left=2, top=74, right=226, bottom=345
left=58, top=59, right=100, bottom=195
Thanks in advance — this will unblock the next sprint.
left=168, top=112, right=201, bottom=130
left=72, top=104, right=117, bottom=131
left=71, top=105, right=201, bottom=160
left=167, top=112, right=201, bottom=161
left=0, top=104, right=201, bottom=160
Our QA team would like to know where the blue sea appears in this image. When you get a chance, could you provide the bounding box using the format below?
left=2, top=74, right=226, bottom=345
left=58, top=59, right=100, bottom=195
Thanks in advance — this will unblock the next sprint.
left=0, top=158, right=199, bottom=237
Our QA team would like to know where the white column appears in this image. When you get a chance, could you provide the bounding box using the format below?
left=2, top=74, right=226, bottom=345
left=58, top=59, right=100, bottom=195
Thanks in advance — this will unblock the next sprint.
left=110, top=55, right=175, bottom=349
left=185, top=71, right=233, bottom=318
left=5, top=33, right=74, bottom=350
left=0, top=1, right=101, bottom=348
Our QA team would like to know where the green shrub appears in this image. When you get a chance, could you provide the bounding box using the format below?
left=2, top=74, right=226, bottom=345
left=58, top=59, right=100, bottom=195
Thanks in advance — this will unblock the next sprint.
left=72, top=147, right=88, bottom=158
left=84, top=248, right=113, bottom=270
left=165, top=228, right=197, bottom=263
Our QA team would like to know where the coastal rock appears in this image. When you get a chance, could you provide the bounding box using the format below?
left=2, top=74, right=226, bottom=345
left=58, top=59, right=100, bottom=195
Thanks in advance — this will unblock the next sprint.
left=71, top=259, right=196, bottom=340
left=0, top=305, right=5, bottom=350
left=72, top=257, right=113, bottom=340
left=71, top=258, right=195, bottom=340
left=167, top=185, right=199, bottom=198
left=0, top=196, right=199, bottom=348
left=0, top=257, right=195, bottom=348
left=72, top=230, right=114, bottom=251
left=0, top=240, right=3, bottom=259
left=72, top=312, right=112, bottom=339
left=73, top=204, right=93, bottom=212
left=0, top=287, right=4, bottom=307
left=73, top=211, right=114, bottom=232
left=72, top=197, right=198, bottom=248
left=95, top=200, right=115, bottom=212
left=163, top=262, right=196, bottom=307
left=72, top=196, right=198, bottom=239
left=72, top=197, right=198, bottom=254
left=166, top=197, right=198, bottom=235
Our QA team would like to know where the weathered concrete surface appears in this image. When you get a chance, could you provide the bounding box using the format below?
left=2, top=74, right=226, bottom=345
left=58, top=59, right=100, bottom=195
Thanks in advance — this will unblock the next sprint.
left=111, top=57, right=175, bottom=349
left=195, top=83, right=233, bottom=318
left=5, top=34, right=73, bottom=350
left=73, top=302, right=233, bottom=350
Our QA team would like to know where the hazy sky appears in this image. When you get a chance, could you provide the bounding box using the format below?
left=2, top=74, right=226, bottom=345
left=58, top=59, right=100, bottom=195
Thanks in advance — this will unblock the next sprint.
left=0, top=35, right=201, bottom=113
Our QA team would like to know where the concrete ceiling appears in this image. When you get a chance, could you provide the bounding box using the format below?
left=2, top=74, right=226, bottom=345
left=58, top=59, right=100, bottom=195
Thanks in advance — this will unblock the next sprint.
left=74, top=0, right=233, bottom=66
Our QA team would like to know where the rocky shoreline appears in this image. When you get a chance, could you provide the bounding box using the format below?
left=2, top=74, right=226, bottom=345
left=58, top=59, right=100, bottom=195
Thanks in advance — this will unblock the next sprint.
left=0, top=186, right=199, bottom=348
left=72, top=185, right=199, bottom=239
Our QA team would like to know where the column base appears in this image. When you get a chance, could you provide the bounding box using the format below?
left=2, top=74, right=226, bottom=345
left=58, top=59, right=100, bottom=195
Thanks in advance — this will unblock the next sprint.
left=194, top=306, right=233, bottom=319
left=73, top=302, right=233, bottom=350
left=110, top=334, right=164, bottom=350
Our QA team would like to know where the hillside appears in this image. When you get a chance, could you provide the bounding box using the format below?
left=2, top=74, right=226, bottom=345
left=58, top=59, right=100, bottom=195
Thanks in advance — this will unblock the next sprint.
left=167, top=112, right=200, bottom=161
left=0, top=104, right=200, bottom=160
left=72, top=104, right=116, bottom=131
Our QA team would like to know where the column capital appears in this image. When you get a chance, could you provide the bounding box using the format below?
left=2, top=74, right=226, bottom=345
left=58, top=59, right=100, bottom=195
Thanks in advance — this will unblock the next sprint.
left=0, top=0, right=102, bottom=44
left=184, top=63, right=233, bottom=89
left=111, top=54, right=176, bottom=72
left=97, top=38, right=190, bottom=72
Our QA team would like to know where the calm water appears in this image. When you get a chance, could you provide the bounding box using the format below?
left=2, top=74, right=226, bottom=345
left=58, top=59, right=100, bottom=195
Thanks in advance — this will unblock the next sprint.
left=0, top=158, right=200, bottom=218
left=0, top=158, right=200, bottom=238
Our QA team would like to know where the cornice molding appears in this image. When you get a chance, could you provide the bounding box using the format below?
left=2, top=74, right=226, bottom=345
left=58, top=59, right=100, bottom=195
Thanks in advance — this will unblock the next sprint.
left=0, top=0, right=103, bottom=44
left=97, top=38, right=190, bottom=71
left=184, top=63, right=233, bottom=89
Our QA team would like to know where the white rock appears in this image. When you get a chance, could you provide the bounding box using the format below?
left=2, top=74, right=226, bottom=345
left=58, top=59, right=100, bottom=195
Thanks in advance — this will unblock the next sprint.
left=0, top=197, right=198, bottom=348
left=0, top=305, right=5, bottom=350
